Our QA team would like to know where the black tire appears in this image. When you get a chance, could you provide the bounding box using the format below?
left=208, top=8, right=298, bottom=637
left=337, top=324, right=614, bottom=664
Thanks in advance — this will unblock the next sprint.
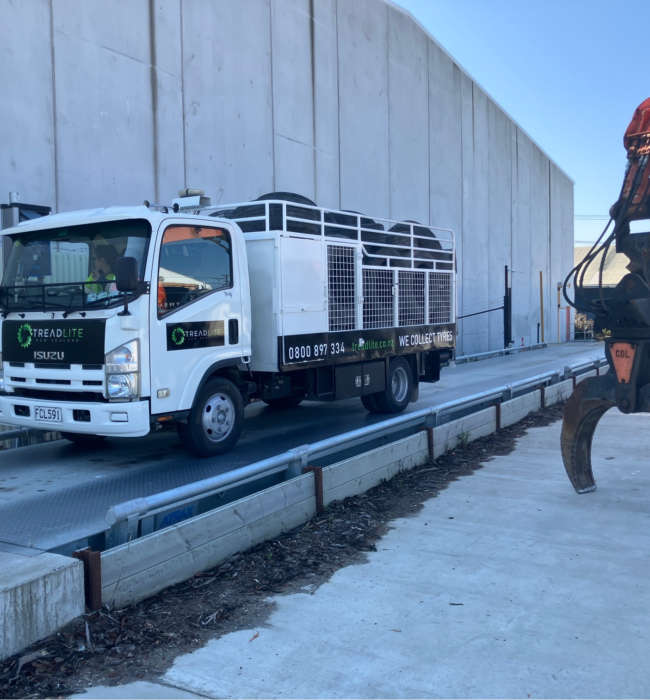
left=262, top=393, right=305, bottom=409
left=61, top=432, right=107, bottom=445
left=178, top=377, right=244, bottom=457
left=256, top=192, right=317, bottom=206
left=360, top=393, right=382, bottom=413
left=374, top=357, right=413, bottom=414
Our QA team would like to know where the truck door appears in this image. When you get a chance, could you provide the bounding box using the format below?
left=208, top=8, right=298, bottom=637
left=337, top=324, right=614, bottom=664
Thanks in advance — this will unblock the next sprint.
left=149, top=220, right=242, bottom=414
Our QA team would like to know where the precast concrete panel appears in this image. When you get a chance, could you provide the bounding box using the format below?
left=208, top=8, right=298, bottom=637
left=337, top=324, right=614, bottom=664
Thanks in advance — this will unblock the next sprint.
left=271, top=0, right=315, bottom=201
left=337, top=0, right=390, bottom=217
left=460, top=84, right=490, bottom=354
left=312, top=0, right=340, bottom=209
left=427, top=42, right=462, bottom=232
left=387, top=6, right=429, bottom=224
left=0, top=0, right=55, bottom=209
left=150, top=0, right=185, bottom=204
left=55, top=0, right=151, bottom=66
left=549, top=163, right=565, bottom=343
left=458, top=73, right=474, bottom=354
left=274, top=136, right=316, bottom=202
left=182, top=0, right=274, bottom=205
left=52, top=3, right=156, bottom=211
left=512, top=128, right=533, bottom=345
left=487, top=102, right=513, bottom=344
left=428, top=40, right=462, bottom=344
left=272, top=0, right=313, bottom=147
left=560, top=171, right=575, bottom=340
left=529, top=144, right=550, bottom=343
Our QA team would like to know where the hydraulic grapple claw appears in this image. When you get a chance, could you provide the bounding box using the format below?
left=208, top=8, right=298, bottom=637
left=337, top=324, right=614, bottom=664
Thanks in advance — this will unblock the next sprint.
left=560, top=375, right=616, bottom=494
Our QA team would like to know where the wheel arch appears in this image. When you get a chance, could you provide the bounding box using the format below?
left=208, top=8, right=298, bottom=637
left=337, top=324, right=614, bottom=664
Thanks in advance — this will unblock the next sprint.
left=193, top=360, right=245, bottom=405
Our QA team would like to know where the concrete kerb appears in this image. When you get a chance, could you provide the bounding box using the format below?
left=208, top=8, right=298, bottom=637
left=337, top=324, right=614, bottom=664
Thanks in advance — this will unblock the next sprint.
left=0, top=552, right=84, bottom=662
left=99, top=356, right=606, bottom=610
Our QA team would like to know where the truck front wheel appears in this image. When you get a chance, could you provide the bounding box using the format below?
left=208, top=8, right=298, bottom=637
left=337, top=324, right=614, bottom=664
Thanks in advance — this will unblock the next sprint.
left=178, top=377, right=244, bottom=457
left=374, top=357, right=412, bottom=414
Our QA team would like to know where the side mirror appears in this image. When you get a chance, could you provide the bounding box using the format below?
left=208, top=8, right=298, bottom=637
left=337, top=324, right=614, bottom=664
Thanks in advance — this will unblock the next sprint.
left=115, top=256, right=138, bottom=293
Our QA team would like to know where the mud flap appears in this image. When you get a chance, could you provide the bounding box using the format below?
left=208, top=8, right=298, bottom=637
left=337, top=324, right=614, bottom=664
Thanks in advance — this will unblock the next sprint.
left=560, top=375, right=616, bottom=494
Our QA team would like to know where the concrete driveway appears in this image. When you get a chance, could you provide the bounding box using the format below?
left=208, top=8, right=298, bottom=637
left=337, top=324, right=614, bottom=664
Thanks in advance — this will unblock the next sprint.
left=75, top=408, right=650, bottom=699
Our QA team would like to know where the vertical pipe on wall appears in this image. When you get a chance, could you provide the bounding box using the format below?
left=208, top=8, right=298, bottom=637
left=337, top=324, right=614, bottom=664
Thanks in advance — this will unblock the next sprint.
left=557, top=283, right=561, bottom=343
left=539, top=270, right=544, bottom=343
left=148, top=0, right=160, bottom=203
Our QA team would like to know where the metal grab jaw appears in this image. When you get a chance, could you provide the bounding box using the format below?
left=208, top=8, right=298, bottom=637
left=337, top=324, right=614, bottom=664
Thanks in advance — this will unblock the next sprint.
left=561, top=338, right=650, bottom=493
left=560, top=374, right=615, bottom=493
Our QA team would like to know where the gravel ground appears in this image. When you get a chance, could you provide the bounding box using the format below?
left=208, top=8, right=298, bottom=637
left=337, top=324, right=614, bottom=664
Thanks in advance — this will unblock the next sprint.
left=0, top=401, right=565, bottom=699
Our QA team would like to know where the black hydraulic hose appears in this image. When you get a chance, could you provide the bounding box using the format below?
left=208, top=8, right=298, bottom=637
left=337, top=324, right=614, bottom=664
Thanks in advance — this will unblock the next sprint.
left=595, top=157, right=649, bottom=311
left=564, top=151, right=648, bottom=316
left=565, top=151, right=638, bottom=308
left=563, top=161, right=630, bottom=311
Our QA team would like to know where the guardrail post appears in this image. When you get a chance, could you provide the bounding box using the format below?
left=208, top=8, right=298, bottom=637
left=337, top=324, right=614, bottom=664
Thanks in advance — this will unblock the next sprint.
left=419, top=427, right=434, bottom=459
left=303, top=466, right=324, bottom=514
left=288, top=445, right=310, bottom=479
left=72, top=547, right=102, bottom=610
left=540, top=386, right=546, bottom=408
left=492, top=403, right=502, bottom=431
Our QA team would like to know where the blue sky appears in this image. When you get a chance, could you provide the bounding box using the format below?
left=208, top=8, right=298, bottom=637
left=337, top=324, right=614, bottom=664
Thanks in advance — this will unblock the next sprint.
left=393, top=0, right=649, bottom=244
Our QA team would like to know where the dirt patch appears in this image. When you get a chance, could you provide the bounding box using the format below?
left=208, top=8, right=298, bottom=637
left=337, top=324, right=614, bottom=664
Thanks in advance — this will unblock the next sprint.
left=0, top=401, right=565, bottom=699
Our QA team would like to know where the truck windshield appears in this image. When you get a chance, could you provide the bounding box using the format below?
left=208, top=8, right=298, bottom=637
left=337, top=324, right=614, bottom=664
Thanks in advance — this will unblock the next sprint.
left=0, top=219, right=150, bottom=312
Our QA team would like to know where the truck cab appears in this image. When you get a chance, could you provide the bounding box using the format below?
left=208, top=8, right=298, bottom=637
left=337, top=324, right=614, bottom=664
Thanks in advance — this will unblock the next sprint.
left=0, top=205, right=251, bottom=453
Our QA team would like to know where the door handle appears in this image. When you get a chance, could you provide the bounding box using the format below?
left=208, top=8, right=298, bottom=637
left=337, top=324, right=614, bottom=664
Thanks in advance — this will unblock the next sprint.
left=228, top=319, right=239, bottom=345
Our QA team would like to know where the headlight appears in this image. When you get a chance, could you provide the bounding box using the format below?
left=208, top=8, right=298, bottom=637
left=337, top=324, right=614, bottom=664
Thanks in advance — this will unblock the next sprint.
left=107, top=373, right=140, bottom=399
left=105, top=341, right=139, bottom=400
left=105, top=340, right=139, bottom=373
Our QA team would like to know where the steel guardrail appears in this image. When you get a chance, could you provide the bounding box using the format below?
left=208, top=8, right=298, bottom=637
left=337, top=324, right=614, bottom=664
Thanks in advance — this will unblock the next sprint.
left=105, top=355, right=606, bottom=538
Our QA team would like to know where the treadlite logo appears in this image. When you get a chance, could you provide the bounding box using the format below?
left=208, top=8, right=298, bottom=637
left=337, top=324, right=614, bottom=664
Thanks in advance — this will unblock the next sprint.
left=166, top=320, right=225, bottom=351
left=171, top=327, right=186, bottom=346
left=17, top=323, right=33, bottom=349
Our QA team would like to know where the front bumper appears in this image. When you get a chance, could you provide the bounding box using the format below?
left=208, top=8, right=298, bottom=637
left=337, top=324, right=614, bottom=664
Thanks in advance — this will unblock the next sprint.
left=0, top=395, right=151, bottom=437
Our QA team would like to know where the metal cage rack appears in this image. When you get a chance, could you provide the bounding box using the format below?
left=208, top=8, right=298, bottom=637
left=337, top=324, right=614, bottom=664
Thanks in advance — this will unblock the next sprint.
left=198, top=200, right=456, bottom=334
left=202, top=200, right=455, bottom=272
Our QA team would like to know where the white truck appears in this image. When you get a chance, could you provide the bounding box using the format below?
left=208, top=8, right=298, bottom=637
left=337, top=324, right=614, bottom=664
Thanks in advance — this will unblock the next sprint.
left=0, top=191, right=456, bottom=457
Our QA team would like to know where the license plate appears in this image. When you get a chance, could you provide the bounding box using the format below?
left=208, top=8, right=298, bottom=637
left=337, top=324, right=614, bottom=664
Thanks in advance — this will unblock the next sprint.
left=34, top=406, right=62, bottom=423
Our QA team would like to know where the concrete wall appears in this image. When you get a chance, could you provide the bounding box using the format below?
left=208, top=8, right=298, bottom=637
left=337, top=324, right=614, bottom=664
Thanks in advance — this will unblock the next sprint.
left=0, top=0, right=574, bottom=352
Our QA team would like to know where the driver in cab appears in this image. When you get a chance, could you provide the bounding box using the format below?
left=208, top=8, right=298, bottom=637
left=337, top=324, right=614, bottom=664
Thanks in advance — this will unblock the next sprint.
left=86, top=245, right=118, bottom=294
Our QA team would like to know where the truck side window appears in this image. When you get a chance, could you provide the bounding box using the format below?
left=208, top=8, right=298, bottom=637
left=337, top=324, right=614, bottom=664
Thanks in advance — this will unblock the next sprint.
left=157, top=225, right=232, bottom=317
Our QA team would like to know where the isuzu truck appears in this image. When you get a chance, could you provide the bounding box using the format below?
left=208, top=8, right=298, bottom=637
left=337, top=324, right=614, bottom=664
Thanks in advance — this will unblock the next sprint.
left=0, top=191, right=455, bottom=456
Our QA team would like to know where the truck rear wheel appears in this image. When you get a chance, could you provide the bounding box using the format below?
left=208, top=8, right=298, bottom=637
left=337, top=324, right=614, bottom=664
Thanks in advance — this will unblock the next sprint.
left=360, top=393, right=381, bottom=413
left=178, top=377, right=244, bottom=457
left=374, top=357, right=412, bottom=414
